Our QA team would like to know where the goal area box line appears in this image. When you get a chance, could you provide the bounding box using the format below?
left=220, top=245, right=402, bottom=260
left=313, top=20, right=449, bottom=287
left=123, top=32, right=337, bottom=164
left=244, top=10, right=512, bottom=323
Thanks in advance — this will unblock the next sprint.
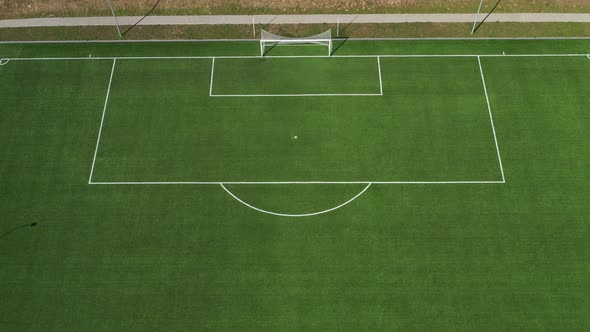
left=87, top=56, right=505, bottom=185
left=209, top=57, right=384, bottom=97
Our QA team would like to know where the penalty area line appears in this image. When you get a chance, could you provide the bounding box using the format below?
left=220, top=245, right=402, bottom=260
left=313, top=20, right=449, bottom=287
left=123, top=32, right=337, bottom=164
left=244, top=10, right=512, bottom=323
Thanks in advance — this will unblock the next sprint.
left=477, top=56, right=506, bottom=183
left=88, top=58, right=117, bottom=184
left=88, top=180, right=506, bottom=185
left=209, top=57, right=215, bottom=96
left=377, top=56, right=383, bottom=95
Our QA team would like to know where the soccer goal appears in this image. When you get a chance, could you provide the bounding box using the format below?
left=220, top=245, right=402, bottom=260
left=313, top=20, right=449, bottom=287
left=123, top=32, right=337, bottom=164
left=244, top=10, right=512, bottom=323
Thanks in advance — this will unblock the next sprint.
left=260, top=29, right=333, bottom=56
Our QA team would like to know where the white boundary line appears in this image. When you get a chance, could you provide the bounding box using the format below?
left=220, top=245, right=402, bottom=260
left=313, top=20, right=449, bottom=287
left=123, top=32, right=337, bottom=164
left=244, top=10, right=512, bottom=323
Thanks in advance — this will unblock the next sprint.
left=88, top=58, right=117, bottom=184
left=1, top=37, right=590, bottom=44
left=89, top=181, right=505, bottom=185
left=477, top=56, right=505, bottom=182
left=346, top=37, right=590, bottom=41
left=220, top=182, right=372, bottom=217
left=209, top=57, right=215, bottom=96
left=587, top=54, right=590, bottom=60
left=209, top=56, right=383, bottom=97
left=0, top=58, right=9, bottom=65
left=4, top=53, right=590, bottom=61
left=0, top=39, right=258, bottom=44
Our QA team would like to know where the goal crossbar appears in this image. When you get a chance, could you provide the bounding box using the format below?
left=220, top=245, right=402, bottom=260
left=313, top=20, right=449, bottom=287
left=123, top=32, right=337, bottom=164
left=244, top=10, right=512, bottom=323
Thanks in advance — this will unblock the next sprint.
left=260, top=29, right=333, bottom=56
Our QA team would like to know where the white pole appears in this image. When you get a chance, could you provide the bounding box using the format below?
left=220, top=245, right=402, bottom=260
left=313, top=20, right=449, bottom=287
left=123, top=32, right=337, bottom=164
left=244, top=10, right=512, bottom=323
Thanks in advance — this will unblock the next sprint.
left=252, top=17, right=256, bottom=38
left=106, top=0, right=122, bottom=37
left=337, top=17, right=340, bottom=37
left=471, top=0, right=484, bottom=34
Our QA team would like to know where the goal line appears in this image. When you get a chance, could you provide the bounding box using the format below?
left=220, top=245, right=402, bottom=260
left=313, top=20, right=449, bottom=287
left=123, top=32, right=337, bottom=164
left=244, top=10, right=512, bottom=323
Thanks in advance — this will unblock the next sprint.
left=4, top=54, right=589, bottom=62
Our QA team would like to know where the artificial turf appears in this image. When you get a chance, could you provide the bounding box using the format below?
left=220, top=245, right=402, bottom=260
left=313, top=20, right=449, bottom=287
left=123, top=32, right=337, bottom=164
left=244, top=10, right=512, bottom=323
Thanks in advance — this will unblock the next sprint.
left=1, top=39, right=589, bottom=330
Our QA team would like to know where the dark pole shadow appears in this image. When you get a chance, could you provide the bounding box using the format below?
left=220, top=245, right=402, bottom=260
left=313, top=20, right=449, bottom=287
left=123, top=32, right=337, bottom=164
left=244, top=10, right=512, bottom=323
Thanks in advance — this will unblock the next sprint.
left=473, top=0, right=503, bottom=34
left=257, top=16, right=278, bottom=40
left=338, top=16, right=358, bottom=37
left=121, top=0, right=163, bottom=36
left=260, top=16, right=277, bottom=31
left=330, top=37, right=349, bottom=56
left=0, top=223, right=37, bottom=241
left=262, top=42, right=280, bottom=56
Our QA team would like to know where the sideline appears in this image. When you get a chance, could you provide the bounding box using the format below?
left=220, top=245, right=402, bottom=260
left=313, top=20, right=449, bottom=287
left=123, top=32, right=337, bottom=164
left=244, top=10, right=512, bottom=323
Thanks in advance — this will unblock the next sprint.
left=2, top=37, right=590, bottom=44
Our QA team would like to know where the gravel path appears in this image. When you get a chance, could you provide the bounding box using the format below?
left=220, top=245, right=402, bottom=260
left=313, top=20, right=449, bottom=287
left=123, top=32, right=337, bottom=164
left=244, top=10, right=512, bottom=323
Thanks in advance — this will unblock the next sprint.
left=1, top=13, right=590, bottom=28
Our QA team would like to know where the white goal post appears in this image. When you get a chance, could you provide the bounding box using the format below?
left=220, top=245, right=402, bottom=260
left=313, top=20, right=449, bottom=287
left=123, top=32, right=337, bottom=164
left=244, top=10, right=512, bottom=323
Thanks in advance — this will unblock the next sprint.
left=260, top=29, right=333, bottom=56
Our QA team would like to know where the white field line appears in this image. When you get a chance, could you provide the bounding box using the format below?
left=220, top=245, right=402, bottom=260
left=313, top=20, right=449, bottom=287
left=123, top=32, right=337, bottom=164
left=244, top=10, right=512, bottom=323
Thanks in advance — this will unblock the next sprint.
left=377, top=56, right=383, bottom=95
left=272, top=44, right=326, bottom=47
left=346, top=37, right=590, bottom=41
left=0, top=58, right=9, bottom=65
left=0, top=39, right=259, bottom=44
left=88, top=58, right=117, bottom=184
left=477, top=56, right=506, bottom=183
left=89, top=181, right=505, bottom=185
left=587, top=54, right=590, bottom=60
left=1, top=37, right=590, bottom=44
left=4, top=54, right=590, bottom=61
left=211, top=93, right=382, bottom=97
left=220, top=183, right=372, bottom=217
left=86, top=55, right=508, bottom=186
left=210, top=56, right=383, bottom=97
left=209, top=57, right=215, bottom=96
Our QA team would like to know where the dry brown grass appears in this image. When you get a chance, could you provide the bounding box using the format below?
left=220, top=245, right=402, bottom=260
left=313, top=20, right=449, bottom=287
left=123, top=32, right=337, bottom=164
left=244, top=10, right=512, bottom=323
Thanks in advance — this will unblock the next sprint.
left=1, top=0, right=589, bottom=20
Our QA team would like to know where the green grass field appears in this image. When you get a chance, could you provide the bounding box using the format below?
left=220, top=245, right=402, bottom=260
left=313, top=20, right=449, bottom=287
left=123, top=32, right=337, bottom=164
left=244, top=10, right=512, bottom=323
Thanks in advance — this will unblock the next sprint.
left=1, top=39, right=590, bottom=330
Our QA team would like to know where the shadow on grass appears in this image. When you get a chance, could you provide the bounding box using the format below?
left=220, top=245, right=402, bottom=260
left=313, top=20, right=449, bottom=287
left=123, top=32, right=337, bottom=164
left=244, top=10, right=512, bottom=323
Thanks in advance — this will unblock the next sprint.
left=331, top=37, right=349, bottom=56
left=0, top=223, right=37, bottom=242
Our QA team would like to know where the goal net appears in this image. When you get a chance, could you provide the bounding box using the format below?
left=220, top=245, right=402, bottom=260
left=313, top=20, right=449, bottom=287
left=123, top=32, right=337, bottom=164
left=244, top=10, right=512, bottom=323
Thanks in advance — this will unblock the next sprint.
left=260, top=29, right=333, bottom=56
